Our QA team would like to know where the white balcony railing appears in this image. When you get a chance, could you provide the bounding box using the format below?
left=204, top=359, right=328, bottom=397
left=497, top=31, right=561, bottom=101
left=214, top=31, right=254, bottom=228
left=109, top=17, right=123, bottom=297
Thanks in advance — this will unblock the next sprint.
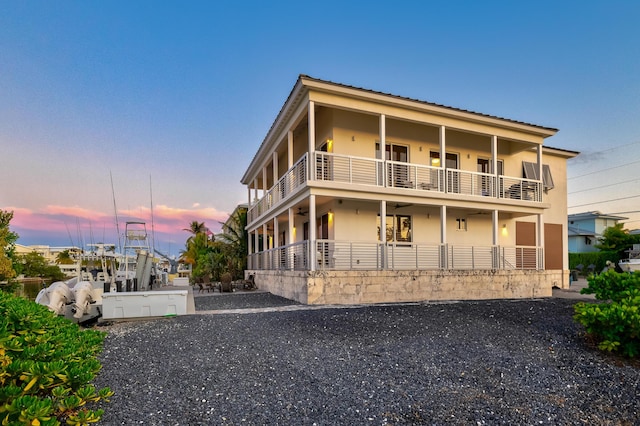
left=247, top=240, right=543, bottom=271
left=498, top=176, right=542, bottom=202
left=248, top=152, right=543, bottom=222
left=386, top=160, right=444, bottom=191
left=315, top=152, right=384, bottom=186
left=248, top=154, right=307, bottom=223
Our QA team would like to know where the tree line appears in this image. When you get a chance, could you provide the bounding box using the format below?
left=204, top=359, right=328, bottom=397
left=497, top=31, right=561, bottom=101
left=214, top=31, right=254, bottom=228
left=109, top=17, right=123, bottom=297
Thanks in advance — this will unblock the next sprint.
left=179, top=206, right=248, bottom=283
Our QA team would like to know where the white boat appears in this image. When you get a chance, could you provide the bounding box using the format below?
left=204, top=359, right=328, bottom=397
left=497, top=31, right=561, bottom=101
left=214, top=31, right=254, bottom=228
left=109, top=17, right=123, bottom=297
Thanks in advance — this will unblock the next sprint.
left=36, top=222, right=187, bottom=323
left=115, top=221, right=156, bottom=291
left=619, top=244, right=640, bottom=272
left=35, top=243, right=117, bottom=324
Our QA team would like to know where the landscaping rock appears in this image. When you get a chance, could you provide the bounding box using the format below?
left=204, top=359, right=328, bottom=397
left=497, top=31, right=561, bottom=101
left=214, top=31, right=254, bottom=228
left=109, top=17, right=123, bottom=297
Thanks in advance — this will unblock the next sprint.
left=94, top=297, right=639, bottom=425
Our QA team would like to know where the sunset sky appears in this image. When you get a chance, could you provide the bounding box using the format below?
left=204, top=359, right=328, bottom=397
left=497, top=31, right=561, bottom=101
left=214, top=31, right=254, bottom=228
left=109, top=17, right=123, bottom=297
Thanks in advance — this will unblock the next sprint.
left=2, top=1, right=639, bottom=257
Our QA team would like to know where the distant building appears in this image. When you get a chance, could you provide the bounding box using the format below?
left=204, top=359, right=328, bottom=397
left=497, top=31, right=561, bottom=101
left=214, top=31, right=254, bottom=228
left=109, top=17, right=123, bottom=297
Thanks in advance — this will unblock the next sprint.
left=568, top=211, right=628, bottom=253
left=14, top=244, right=83, bottom=276
left=222, top=204, right=248, bottom=238
left=14, top=244, right=82, bottom=263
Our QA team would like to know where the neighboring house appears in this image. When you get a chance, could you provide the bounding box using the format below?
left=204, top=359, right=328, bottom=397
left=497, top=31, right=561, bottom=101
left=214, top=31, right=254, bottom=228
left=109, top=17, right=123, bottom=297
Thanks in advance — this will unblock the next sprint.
left=14, top=244, right=83, bottom=276
left=222, top=203, right=248, bottom=237
left=568, top=211, right=628, bottom=253
left=241, top=75, right=579, bottom=304
left=14, top=244, right=82, bottom=262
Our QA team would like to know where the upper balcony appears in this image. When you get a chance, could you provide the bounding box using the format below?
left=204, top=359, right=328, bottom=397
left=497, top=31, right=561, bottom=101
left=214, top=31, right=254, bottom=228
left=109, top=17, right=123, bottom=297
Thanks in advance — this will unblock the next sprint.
left=248, top=152, right=543, bottom=224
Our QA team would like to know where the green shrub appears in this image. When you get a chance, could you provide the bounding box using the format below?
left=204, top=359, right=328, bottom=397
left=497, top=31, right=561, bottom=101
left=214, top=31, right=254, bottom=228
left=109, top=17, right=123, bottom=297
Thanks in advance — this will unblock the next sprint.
left=574, top=271, right=640, bottom=357
left=0, top=291, right=113, bottom=425
left=580, top=269, right=640, bottom=301
left=569, top=251, right=619, bottom=275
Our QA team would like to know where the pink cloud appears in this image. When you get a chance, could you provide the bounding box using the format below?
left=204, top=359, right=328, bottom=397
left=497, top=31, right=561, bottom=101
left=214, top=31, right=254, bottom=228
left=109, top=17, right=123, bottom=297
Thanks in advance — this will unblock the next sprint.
left=2, top=204, right=232, bottom=256
left=119, top=204, right=229, bottom=232
left=43, top=205, right=110, bottom=221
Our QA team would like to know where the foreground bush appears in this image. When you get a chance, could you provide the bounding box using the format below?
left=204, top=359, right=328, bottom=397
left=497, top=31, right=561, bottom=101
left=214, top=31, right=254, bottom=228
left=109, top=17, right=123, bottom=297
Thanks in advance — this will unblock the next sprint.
left=579, top=269, right=640, bottom=301
left=574, top=270, right=640, bottom=357
left=0, top=291, right=112, bottom=425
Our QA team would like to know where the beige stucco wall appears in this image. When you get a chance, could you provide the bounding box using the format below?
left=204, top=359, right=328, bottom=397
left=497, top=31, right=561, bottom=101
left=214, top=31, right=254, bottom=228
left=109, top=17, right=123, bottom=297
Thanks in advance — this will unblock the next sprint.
left=332, top=202, right=509, bottom=247
left=323, top=109, right=552, bottom=178
left=249, top=269, right=565, bottom=305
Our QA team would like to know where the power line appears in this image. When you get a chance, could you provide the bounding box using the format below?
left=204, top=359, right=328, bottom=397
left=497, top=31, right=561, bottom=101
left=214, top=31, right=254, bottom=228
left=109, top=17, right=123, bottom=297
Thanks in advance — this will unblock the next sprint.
left=568, top=159, right=640, bottom=180
left=568, top=177, right=640, bottom=194
left=575, top=140, right=640, bottom=157
left=569, top=194, right=640, bottom=209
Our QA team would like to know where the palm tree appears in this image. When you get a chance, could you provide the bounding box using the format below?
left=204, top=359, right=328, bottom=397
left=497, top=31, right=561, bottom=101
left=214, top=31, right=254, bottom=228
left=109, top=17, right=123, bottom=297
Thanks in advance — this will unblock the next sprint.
left=183, top=221, right=206, bottom=236
left=55, top=250, right=75, bottom=265
left=180, top=222, right=217, bottom=283
left=218, top=207, right=248, bottom=278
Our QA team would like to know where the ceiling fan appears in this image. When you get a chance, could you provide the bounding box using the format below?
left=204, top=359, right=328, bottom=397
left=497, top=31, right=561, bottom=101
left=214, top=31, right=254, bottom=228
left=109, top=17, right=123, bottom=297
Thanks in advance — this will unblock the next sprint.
left=296, top=207, right=308, bottom=216
left=392, top=203, right=412, bottom=209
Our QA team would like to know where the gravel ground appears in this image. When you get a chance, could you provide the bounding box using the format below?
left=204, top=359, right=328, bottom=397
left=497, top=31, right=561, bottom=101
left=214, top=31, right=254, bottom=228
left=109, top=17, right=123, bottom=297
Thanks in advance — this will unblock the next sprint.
left=193, top=291, right=301, bottom=311
left=93, top=296, right=640, bottom=425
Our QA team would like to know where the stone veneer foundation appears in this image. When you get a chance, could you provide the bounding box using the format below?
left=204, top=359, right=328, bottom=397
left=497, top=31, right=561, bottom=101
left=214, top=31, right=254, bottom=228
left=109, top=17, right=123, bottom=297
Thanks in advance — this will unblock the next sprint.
left=246, top=270, right=569, bottom=305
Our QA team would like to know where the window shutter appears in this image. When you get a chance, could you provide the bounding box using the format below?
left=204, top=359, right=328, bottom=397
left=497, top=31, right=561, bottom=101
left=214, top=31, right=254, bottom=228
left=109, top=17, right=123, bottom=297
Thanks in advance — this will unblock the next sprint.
left=522, top=161, right=539, bottom=180
left=542, top=164, right=554, bottom=190
left=522, top=161, right=554, bottom=190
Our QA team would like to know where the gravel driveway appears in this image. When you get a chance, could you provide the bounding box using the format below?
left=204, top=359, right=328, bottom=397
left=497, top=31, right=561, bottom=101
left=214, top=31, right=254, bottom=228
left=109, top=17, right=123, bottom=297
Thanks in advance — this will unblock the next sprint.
left=93, top=294, right=639, bottom=425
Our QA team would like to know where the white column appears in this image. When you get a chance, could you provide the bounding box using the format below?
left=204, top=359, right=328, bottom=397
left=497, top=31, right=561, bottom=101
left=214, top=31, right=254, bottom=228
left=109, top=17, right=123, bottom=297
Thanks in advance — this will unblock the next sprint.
left=309, top=195, right=316, bottom=271
left=439, top=126, right=446, bottom=164
left=288, top=208, right=294, bottom=244
left=288, top=207, right=294, bottom=271
left=272, top=151, right=278, bottom=185
left=537, top=214, right=545, bottom=270
left=247, top=187, right=252, bottom=208
left=440, top=205, right=447, bottom=244
left=492, top=209, right=499, bottom=268
left=380, top=200, right=386, bottom=269
left=253, top=179, right=258, bottom=202
left=263, top=223, right=268, bottom=250
left=273, top=217, right=279, bottom=268
left=273, top=217, right=279, bottom=247
left=254, top=229, right=259, bottom=257
left=288, top=130, right=294, bottom=168
left=492, top=210, right=499, bottom=246
left=537, top=144, right=543, bottom=183
left=262, top=167, right=268, bottom=196
left=440, top=126, right=446, bottom=192
left=380, top=114, right=386, bottom=148
left=491, top=135, right=498, bottom=197
left=440, top=205, right=447, bottom=268
left=247, top=231, right=253, bottom=269
left=308, top=101, right=315, bottom=181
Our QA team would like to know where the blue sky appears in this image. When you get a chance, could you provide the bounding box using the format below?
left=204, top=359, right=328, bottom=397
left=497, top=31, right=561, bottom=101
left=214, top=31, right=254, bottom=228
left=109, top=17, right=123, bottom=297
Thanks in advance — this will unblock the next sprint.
left=1, top=1, right=639, bottom=256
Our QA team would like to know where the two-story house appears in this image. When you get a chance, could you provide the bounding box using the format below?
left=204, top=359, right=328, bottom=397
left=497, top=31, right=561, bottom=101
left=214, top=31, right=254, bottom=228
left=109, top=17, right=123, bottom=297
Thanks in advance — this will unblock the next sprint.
left=568, top=211, right=628, bottom=253
left=241, top=75, right=578, bottom=304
